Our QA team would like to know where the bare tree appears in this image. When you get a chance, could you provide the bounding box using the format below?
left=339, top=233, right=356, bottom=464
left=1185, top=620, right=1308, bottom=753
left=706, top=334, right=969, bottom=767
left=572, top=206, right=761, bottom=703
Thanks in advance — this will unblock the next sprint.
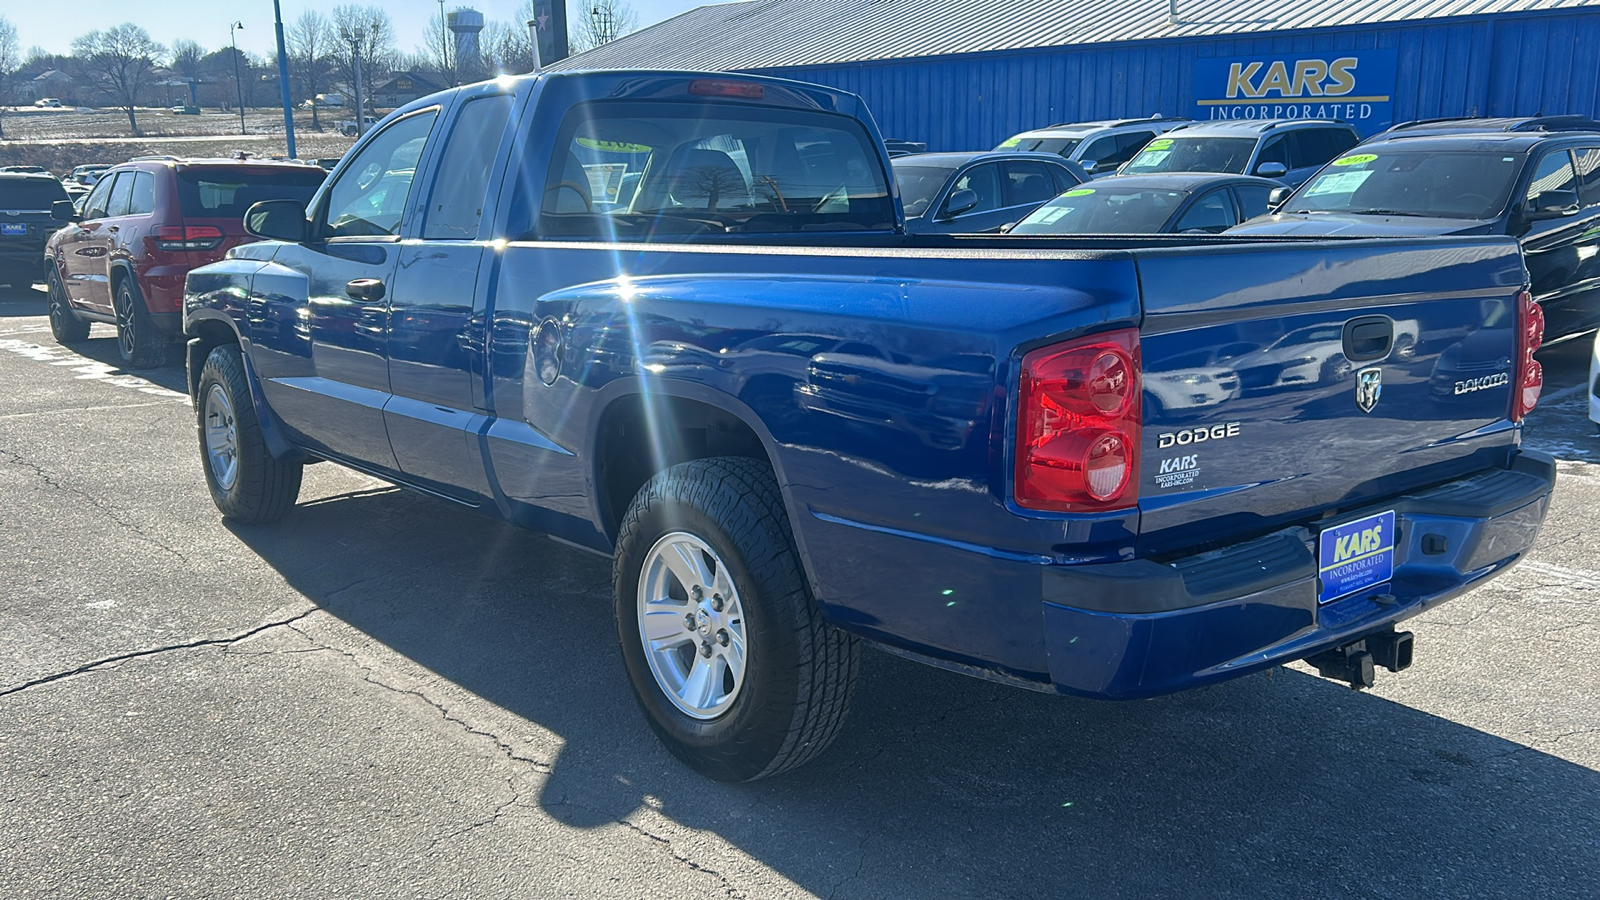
left=70, top=24, right=165, bottom=135
left=421, top=13, right=454, bottom=86
left=168, top=39, right=203, bottom=107
left=331, top=5, right=397, bottom=113
left=0, top=17, right=19, bottom=140
left=288, top=10, right=334, bottom=130
left=571, top=0, right=638, bottom=53
left=480, top=20, right=532, bottom=76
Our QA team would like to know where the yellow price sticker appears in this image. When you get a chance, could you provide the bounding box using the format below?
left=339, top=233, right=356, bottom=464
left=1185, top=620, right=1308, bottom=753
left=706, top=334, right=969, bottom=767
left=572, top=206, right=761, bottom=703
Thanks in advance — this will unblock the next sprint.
left=1145, top=138, right=1174, bottom=151
left=1063, top=188, right=1095, bottom=197
left=577, top=138, right=653, bottom=153
left=1332, top=153, right=1378, bottom=167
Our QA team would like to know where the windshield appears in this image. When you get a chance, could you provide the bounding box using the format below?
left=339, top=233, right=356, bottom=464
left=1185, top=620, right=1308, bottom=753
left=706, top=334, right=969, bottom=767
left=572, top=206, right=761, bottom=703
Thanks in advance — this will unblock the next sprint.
left=1285, top=150, right=1523, bottom=219
left=892, top=164, right=958, bottom=217
left=997, top=136, right=1081, bottom=157
left=177, top=167, right=326, bottom=218
left=1123, top=137, right=1256, bottom=175
left=1010, top=186, right=1186, bottom=234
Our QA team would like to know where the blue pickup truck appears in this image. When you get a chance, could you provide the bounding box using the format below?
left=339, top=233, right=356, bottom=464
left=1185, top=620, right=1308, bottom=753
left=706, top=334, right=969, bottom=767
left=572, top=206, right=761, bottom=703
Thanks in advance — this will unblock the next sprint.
left=183, top=70, right=1556, bottom=782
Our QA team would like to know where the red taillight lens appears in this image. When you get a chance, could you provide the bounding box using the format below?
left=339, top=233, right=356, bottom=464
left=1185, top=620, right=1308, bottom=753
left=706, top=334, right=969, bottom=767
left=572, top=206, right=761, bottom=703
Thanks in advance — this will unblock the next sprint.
left=688, top=79, right=765, bottom=99
left=1513, top=289, right=1544, bottom=423
left=1015, top=329, right=1141, bottom=512
left=153, top=225, right=225, bottom=251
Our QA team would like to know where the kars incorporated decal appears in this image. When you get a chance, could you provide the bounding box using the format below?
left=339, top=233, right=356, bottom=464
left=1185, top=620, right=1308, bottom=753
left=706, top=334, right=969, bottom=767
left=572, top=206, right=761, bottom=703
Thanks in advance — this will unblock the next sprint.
left=1194, top=50, right=1398, bottom=134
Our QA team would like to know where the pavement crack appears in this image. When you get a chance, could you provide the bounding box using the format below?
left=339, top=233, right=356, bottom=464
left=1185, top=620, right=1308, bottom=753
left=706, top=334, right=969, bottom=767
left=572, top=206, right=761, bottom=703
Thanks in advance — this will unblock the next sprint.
left=0, top=446, right=192, bottom=565
left=0, top=609, right=318, bottom=698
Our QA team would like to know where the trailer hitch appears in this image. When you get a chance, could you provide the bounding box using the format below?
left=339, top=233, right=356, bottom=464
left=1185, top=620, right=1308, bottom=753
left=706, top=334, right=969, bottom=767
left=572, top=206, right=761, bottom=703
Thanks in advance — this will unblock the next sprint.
left=1305, top=629, right=1413, bottom=690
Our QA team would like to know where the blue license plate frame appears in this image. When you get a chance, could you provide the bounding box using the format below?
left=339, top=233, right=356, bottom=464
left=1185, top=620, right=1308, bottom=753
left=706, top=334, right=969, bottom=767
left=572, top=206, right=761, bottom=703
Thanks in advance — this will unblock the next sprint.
left=1317, top=509, right=1395, bottom=604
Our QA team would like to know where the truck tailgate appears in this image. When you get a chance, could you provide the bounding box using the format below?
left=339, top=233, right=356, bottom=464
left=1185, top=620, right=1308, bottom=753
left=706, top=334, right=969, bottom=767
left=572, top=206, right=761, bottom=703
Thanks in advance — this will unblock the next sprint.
left=1134, top=237, right=1526, bottom=556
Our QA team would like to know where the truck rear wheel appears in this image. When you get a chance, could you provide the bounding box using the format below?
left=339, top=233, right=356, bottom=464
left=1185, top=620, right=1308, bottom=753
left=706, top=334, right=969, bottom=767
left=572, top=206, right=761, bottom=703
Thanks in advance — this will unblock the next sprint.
left=614, top=457, right=858, bottom=782
left=196, top=344, right=302, bottom=524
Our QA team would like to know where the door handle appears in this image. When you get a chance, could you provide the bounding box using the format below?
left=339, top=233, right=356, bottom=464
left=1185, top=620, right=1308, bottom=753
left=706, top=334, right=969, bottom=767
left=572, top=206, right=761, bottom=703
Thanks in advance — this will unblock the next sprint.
left=107, top=225, right=119, bottom=233
left=346, top=278, right=386, bottom=301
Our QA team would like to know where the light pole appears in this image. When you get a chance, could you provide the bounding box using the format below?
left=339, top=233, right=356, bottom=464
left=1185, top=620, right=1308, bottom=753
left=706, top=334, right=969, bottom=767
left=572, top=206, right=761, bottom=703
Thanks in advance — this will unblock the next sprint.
left=591, top=4, right=615, bottom=45
left=439, top=0, right=451, bottom=84
left=229, top=21, right=246, bottom=135
left=273, top=0, right=296, bottom=158
left=347, top=28, right=366, bottom=136
left=525, top=19, right=542, bottom=74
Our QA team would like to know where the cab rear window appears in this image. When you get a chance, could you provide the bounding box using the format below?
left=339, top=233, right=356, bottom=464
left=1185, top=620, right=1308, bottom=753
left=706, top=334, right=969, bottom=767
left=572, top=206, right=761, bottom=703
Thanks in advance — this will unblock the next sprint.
left=528, top=100, right=896, bottom=240
left=177, top=168, right=326, bottom=218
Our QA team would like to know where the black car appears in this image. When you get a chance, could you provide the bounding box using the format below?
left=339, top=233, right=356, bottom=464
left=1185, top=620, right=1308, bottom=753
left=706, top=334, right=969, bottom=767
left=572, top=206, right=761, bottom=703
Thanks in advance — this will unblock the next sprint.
left=0, top=174, right=69, bottom=288
left=892, top=151, right=1087, bottom=234
left=1008, top=173, right=1280, bottom=235
left=1230, top=116, right=1600, bottom=339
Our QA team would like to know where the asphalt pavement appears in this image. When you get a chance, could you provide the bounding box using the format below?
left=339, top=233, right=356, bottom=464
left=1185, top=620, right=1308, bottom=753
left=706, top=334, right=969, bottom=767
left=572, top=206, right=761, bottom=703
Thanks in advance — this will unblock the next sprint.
left=1, top=283, right=1596, bottom=899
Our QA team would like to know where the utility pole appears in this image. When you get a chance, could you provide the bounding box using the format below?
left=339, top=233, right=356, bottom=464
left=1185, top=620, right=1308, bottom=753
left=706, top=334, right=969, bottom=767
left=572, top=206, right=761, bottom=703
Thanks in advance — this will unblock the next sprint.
left=230, top=21, right=247, bottom=135
left=438, top=0, right=451, bottom=84
left=349, top=28, right=366, bottom=136
left=525, top=19, right=542, bottom=74
left=273, top=0, right=296, bottom=158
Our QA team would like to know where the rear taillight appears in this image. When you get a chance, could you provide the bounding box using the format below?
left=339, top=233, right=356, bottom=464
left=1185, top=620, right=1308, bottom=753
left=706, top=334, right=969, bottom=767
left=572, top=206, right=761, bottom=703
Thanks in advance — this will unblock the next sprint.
left=153, top=225, right=224, bottom=251
left=1513, top=289, right=1544, bottom=423
left=1015, top=329, right=1141, bottom=512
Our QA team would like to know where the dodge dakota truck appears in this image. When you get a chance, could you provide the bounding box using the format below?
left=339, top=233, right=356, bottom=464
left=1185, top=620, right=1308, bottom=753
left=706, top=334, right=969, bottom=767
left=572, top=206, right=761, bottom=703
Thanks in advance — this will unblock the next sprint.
left=182, top=70, right=1556, bottom=782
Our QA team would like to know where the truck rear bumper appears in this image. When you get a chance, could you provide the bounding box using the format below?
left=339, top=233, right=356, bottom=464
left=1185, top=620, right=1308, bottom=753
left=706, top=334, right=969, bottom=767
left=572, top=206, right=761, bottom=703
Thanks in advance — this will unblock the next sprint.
left=1041, top=450, right=1556, bottom=699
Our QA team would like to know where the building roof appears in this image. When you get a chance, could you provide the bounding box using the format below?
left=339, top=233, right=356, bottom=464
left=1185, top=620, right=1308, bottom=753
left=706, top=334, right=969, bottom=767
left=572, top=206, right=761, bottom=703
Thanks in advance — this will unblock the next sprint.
left=557, top=0, right=1600, bottom=71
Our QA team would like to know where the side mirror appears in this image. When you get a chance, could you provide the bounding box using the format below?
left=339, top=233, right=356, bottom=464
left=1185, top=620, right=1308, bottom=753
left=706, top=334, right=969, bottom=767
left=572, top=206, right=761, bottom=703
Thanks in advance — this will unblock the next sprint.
left=50, top=199, right=77, bottom=222
left=1530, top=188, right=1579, bottom=219
left=1080, top=160, right=1101, bottom=174
left=244, top=199, right=309, bottom=242
left=941, top=188, right=979, bottom=219
left=1255, top=162, right=1289, bottom=179
left=1268, top=187, right=1292, bottom=211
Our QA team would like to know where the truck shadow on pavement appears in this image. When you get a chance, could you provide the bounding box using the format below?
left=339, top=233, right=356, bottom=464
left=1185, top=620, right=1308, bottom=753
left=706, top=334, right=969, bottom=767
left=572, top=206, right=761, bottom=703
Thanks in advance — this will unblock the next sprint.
left=228, top=485, right=1598, bottom=899
left=0, top=283, right=46, bottom=315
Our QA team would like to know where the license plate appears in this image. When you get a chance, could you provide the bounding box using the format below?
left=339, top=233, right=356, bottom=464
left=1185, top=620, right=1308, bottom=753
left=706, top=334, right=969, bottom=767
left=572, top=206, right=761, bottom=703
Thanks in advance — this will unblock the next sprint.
left=0, top=223, right=25, bottom=236
left=1317, top=509, right=1395, bottom=604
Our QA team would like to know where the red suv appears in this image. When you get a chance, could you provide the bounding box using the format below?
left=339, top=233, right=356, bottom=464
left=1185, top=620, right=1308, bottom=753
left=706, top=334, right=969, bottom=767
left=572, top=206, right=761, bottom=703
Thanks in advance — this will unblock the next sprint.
left=45, top=157, right=326, bottom=367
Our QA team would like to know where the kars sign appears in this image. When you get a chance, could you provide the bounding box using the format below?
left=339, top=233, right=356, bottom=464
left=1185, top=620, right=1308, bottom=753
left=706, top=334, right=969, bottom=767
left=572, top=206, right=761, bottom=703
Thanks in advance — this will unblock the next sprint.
left=1194, top=50, right=1398, bottom=134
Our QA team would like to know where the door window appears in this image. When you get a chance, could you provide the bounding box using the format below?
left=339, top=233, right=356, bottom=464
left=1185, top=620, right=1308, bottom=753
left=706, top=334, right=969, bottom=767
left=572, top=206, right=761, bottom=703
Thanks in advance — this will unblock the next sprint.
left=1048, top=165, right=1080, bottom=193
left=322, top=109, right=440, bottom=238
left=1571, top=147, right=1600, bottom=205
left=1256, top=137, right=1290, bottom=169
left=81, top=174, right=118, bottom=220
left=948, top=164, right=1002, bottom=216
left=1234, top=184, right=1274, bottom=219
left=1526, top=151, right=1577, bottom=205
left=1001, top=161, right=1059, bottom=207
left=1173, top=189, right=1238, bottom=233
left=104, top=172, right=135, bottom=219
left=1108, top=132, right=1156, bottom=166
left=1291, top=129, right=1358, bottom=168
left=127, top=171, right=156, bottom=216
left=423, top=94, right=514, bottom=240
left=1079, top=135, right=1118, bottom=168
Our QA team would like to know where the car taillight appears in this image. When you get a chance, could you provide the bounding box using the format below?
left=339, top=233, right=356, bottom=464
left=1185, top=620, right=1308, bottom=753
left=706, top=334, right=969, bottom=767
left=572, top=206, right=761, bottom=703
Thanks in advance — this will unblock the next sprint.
left=688, top=79, right=765, bottom=99
left=1513, top=289, right=1544, bottom=423
left=153, top=225, right=224, bottom=251
left=1015, top=329, right=1140, bottom=512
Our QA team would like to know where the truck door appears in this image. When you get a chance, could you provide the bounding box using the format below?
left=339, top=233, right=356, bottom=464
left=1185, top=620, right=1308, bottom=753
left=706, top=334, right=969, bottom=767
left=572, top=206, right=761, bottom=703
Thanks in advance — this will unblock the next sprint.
left=259, top=107, right=441, bottom=471
left=382, top=89, right=515, bottom=500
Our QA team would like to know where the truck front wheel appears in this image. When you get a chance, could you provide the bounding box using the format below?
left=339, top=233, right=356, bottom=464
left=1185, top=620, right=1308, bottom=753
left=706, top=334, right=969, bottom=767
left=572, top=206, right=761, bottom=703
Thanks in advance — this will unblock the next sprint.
left=613, top=457, right=859, bottom=782
left=196, top=344, right=302, bottom=524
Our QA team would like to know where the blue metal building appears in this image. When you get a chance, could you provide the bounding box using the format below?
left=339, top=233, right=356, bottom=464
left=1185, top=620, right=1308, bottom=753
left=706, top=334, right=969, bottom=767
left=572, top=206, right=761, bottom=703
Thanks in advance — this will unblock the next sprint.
left=558, top=0, right=1600, bottom=149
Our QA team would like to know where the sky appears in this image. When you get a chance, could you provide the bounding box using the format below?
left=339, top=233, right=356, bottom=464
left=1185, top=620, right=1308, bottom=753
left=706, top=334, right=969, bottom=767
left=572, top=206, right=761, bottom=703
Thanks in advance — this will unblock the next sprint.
left=3, top=0, right=733, bottom=59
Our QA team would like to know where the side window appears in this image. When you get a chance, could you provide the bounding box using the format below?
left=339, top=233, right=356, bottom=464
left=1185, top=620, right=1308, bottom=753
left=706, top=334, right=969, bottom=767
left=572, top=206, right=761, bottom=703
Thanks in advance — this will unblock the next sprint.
left=1571, top=147, right=1600, bottom=206
left=949, top=164, right=1003, bottom=216
left=1108, top=132, right=1155, bottom=166
left=323, top=109, right=439, bottom=238
left=1256, top=137, right=1290, bottom=169
left=1079, top=135, right=1118, bottom=167
left=1526, top=150, right=1577, bottom=205
left=1049, top=165, right=1080, bottom=193
left=423, top=94, right=513, bottom=240
left=82, top=174, right=118, bottom=220
left=1002, top=161, right=1059, bottom=207
left=104, top=172, right=135, bottom=219
left=1325, top=128, right=1360, bottom=158
left=127, top=171, right=156, bottom=216
left=1174, top=189, right=1238, bottom=233
left=1235, top=184, right=1274, bottom=219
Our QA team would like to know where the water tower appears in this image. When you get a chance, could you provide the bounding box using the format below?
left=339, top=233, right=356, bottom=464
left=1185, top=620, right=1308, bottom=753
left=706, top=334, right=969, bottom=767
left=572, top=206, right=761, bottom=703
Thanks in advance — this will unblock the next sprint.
left=446, top=7, right=485, bottom=77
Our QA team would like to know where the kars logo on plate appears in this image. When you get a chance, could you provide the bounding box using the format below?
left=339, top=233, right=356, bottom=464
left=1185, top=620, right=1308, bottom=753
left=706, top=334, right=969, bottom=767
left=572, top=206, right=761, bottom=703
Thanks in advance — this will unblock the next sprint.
left=1355, top=366, right=1382, bottom=413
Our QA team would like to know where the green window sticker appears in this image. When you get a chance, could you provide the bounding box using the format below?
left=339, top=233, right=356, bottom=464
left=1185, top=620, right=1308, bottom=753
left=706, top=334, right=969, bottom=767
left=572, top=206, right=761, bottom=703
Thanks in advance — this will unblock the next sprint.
left=1332, top=153, right=1378, bottom=167
left=1063, top=188, right=1095, bottom=197
left=1146, top=138, right=1174, bottom=151
left=998, top=138, right=1022, bottom=149
left=577, top=138, right=653, bottom=153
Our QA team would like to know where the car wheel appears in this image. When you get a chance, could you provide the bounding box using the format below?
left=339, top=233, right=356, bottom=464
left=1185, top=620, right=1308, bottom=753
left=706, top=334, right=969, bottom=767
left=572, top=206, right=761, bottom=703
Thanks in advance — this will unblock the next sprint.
left=614, top=456, right=859, bottom=782
left=196, top=343, right=303, bottom=524
left=46, top=268, right=90, bottom=344
left=114, top=278, right=174, bottom=368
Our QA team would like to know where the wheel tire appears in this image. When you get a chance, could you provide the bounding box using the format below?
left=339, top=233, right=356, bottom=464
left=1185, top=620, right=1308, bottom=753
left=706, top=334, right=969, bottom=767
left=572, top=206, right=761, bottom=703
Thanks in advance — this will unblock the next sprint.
left=614, top=456, right=859, bottom=782
left=196, top=344, right=302, bottom=524
left=114, top=278, right=174, bottom=368
left=46, top=269, right=90, bottom=344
